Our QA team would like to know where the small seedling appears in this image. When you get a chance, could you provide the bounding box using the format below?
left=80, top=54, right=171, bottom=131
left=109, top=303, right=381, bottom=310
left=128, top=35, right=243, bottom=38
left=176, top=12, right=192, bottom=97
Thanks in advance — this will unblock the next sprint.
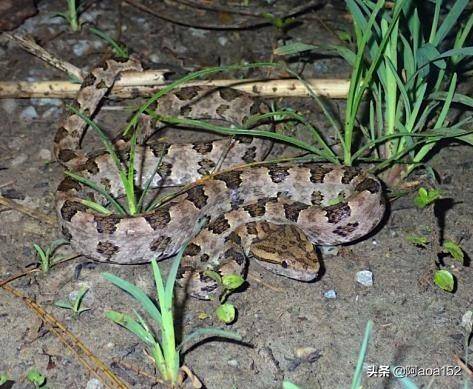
left=283, top=381, right=302, bottom=389
left=406, top=234, right=429, bottom=248
left=442, top=239, right=464, bottom=263
left=433, top=269, right=455, bottom=292
left=89, top=27, right=129, bottom=59
left=0, top=373, right=9, bottom=385
left=103, top=241, right=242, bottom=386
left=54, top=286, right=90, bottom=318
left=414, top=188, right=441, bottom=208
left=26, top=369, right=47, bottom=388
left=215, top=303, right=236, bottom=324
left=203, top=271, right=245, bottom=323
left=55, top=0, right=82, bottom=32
left=262, top=13, right=297, bottom=36
left=33, top=239, right=69, bottom=273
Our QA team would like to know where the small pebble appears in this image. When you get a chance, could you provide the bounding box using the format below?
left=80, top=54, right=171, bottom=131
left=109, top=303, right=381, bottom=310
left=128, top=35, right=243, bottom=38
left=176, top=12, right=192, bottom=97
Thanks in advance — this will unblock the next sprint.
left=72, top=41, right=91, bottom=56
left=149, top=53, right=161, bottom=63
left=86, top=378, right=103, bottom=389
left=218, top=36, right=228, bottom=46
left=31, top=98, right=62, bottom=106
left=1, top=99, right=17, bottom=114
left=189, top=28, right=208, bottom=38
left=42, top=106, right=62, bottom=119
left=227, top=359, right=239, bottom=368
left=294, top=346, right=320, bottom=362
left=319, top=245, right=339, bottom=256
left=10, top=153, right=28, bottom=167
left=38, top=149, right=52, bottom=161
left=20, top=106, right=38, bottom=122
left=356, top=270, right=373, bottom=286
left=324, top=289, right=337, bottom=299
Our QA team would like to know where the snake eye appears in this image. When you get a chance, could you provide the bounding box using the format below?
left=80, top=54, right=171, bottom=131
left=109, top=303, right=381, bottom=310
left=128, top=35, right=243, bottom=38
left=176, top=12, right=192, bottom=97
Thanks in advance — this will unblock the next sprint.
left=281, top=260, right=288, bottom=268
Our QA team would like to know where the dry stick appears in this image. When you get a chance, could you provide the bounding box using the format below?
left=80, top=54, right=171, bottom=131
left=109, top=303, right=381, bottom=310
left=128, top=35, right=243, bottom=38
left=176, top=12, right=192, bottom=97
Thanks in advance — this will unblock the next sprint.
left=3, top=32, right=84, bottom=81
left=0, top=78, right=350, bottom=99
left=0, top=282, right=129, bottom=389
left=0, top=195, right=57, bottom=225
left=452, top=354, right=473, bottom=379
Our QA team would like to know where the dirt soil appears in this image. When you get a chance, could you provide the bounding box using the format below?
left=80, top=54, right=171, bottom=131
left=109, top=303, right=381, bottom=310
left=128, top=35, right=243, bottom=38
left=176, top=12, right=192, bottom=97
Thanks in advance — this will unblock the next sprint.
left=1, top=1, right=472, bottom=388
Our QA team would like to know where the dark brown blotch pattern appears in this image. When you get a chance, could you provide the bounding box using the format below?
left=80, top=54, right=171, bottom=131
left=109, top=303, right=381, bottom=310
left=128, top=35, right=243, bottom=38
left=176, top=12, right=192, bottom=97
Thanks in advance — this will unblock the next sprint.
left=144, top=205, right=172, bottom=230
left=216, top=170, right=242, bottom=190
left=309, top=165, right=333, bottom=183
left=192, top=142, right=213, bottom=154
left=341, top=168, right=360, bottom=184
left=61, top=200, right=87, bottom=221
left=175, top=87, right=200, bottom=100
left=197, top=159, right=216, bottom=175
left=58, top=177, right=82, bottom=193
left=216, top=104, right=230, bottom=116
left=186, top=185, right=208, bottom=209
left=183, top=242, right=201, bottom=256
left=96, top=241, right=119, bottom=259
left=333, top=222, right=359, bottom=237
left=242, top=146, right=257, bottom=163
left=219, top=88, right=241, bottom=102
left=355, top=178, right=381, bottom=194
left=311, top=190, right=324, bottom=205
left=94, top=215, right=121, bottom=234
left=208, top=214, right=231, bottom=234
left=150, top=236, right=172, bottom=252
left=268, top=165, right=290, bottom=183
left=283, top=202, right=310, bottom=222
left=325, top=202, right=351, bottom=224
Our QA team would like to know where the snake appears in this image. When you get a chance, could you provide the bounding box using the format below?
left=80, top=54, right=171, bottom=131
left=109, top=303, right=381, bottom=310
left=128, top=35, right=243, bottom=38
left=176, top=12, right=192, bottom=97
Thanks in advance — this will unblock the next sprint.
left=53, top=56, right=385, bottom=299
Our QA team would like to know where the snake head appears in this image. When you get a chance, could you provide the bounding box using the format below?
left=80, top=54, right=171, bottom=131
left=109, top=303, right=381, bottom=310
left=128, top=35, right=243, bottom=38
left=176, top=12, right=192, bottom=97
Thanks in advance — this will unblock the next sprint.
left=249, top=225, right=320, bottom=282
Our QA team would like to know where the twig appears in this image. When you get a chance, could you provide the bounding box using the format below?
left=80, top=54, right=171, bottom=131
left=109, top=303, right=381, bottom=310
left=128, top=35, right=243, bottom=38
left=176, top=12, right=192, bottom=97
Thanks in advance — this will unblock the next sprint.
left=0, top=78, right=349, bottom=99
left=3, top=33, right=84, bottom=81
left=124, top=0, right=322, bottom=30
left=1, top=282, right=129, bottom=389
left=0, top=195, right=57, bottom=225
left=452, top=354, right=473, bottom=379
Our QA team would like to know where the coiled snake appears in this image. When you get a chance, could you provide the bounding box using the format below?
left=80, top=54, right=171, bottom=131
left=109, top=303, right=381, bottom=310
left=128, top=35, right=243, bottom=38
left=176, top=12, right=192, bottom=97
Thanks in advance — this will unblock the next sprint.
left=53, top=56, right=385, bottom=299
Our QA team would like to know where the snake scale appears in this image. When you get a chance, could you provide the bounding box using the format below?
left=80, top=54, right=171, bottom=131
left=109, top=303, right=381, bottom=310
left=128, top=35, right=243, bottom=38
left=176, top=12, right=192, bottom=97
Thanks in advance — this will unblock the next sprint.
left=53, top=56, right=385, bottom=299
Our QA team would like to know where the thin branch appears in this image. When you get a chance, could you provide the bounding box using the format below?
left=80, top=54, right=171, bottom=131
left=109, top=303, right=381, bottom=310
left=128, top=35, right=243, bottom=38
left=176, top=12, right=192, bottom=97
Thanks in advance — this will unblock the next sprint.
left=0, top=77, right=349, bottom=99
left=0, top=195, right=57, bottom=225
left=3, top=32, right=84, bottom=81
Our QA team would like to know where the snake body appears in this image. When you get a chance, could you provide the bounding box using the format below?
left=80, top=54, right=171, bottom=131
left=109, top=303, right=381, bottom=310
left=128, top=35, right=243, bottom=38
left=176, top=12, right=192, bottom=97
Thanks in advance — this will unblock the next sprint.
left=54, top=57, right=385, bottom=299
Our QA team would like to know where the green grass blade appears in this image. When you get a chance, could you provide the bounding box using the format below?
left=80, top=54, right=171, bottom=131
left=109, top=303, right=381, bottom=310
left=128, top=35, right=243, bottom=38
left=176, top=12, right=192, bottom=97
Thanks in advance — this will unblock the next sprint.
left=73, top=287, right=88, bottom=313
left=350, top=320, right=373, bottom=389
left=102, top=272, right=163, bottom=326
left=105, top=310, right=156, bottom=345
left=64, top=171, right=126, bottom=215
left=124, top=62, right=279, bottom=137
left=178, top=327, right=242, bottom=352
left=432, top=0, right=468, bottom=46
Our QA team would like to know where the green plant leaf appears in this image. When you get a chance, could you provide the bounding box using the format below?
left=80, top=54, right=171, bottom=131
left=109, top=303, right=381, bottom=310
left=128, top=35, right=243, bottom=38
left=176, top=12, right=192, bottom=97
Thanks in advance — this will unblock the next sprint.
left=105, top=310, right=156, bottom=345
left=26, top=369, right=46, bottom=386
left=350, top=320, right=373, bottom=389
left=203, top=270, right=222, bottom=285
left=221, top=274, right=245, bottom=291
left=216, top=303, right=236, bottom=324
left=54, top=300, right=73, bottom=309
left=413, top=187, right=441, bottom=208
left=73, top=287, right=89, bottom=313
left=283, top=381, right=302, bottom=389
left=102, top=272, right=163, bottom=326
left=178, top=327, right=242, bottom=352
left=0, top=373, right=9, bottom=385
left=434, top=270, right=455, bottom=292
left=443, top=240, right=464, bottom=263
left=406, top=235, right=429, bottom=247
